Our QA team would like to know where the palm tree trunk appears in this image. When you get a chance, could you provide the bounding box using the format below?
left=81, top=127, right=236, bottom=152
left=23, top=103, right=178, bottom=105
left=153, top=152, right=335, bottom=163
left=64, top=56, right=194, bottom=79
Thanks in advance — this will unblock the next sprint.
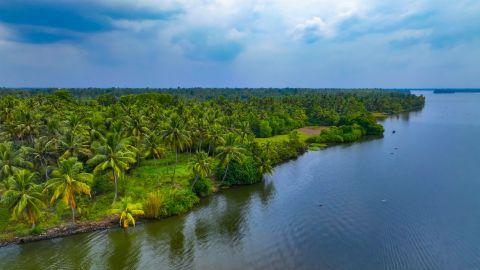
left=221, top=163, right=229, bottom=184
left=41, top=160, right=49, bottom=179
left=191, top=174, right=199, bottom=190
left=172, top=149, right=177, bottom=180
left=71, top=206, right=75, bottom=224
left=113, top=171, right=118, bottom=204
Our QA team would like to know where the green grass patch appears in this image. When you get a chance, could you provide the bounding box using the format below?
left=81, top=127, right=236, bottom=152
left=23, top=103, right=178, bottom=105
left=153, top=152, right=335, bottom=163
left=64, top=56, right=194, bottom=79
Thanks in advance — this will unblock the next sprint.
left=372, top=112, right=388, bottom=120
left=255, top=126, right=326, bottom=144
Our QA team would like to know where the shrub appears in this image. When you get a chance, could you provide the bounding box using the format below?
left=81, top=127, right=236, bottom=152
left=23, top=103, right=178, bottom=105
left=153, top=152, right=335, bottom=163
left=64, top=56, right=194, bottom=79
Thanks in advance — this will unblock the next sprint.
left=144, top=191, right=165, bottom=219
left=91, top=175, right=112, bottom=195
left=216, top=157, right=263, bottom=186
left=192, top=177, right=213, bottom=197
left=161, top=189, right=199, bottom=217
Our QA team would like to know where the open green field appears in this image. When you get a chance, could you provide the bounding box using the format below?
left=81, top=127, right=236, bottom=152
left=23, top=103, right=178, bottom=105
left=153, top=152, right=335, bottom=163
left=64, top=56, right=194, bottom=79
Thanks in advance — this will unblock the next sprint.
left=255, top=126, right=327, bottom=144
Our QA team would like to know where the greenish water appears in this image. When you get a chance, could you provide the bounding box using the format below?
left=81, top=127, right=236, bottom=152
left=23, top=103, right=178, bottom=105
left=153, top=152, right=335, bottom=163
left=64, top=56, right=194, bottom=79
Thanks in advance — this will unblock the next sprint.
left=2, top=91, right=480, bottom=269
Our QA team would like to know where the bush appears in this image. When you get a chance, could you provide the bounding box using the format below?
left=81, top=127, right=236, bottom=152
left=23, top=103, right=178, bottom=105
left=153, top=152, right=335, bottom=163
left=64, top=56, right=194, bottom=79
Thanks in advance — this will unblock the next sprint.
left=161, top=189, right=199, bottom=217
left=308, top=124, right=367, bottom=144
left=144, top=191, right=165, bottom=219
left=192, top=177, right=213, bottom=197
left=91, top=175, right=112, bottom=195
left=216, top=157, right=263, bottom=186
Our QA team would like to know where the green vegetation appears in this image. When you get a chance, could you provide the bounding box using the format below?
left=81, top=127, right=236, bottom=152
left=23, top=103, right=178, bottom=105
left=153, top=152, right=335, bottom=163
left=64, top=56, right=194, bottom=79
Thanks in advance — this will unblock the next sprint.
left=0, top=88, right=424, bottom=241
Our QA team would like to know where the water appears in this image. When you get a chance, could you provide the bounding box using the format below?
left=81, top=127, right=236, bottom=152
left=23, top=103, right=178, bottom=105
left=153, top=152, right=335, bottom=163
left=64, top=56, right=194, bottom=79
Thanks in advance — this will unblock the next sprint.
left=2, top=91, right=480, bottom=269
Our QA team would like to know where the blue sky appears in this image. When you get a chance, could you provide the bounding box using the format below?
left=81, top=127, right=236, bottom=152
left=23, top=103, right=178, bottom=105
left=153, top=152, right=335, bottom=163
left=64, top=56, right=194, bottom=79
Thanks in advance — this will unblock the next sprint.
left=0, top=0, right=479, bottom=88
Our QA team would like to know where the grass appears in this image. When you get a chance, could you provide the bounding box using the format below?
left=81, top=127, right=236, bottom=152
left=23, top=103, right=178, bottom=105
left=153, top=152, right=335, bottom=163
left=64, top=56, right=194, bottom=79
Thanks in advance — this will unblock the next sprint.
left=255, top=126, right=327, bottom=144
left=0, top=152, right=198, bottom=240
left=372, top=112, right=389, bottom=120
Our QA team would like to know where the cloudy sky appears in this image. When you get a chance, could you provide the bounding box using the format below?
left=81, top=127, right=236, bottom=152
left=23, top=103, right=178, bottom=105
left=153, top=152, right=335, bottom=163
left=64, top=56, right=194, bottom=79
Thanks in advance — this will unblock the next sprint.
left=0, top=0, right=479, bottom=88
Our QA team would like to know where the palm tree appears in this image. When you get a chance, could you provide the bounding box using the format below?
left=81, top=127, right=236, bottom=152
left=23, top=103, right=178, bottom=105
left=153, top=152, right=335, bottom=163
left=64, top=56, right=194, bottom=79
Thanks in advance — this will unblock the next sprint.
left=206, top=124, right=225, bottom=155
left=14, top=108, right=40, bottom=144
left=0, top=142, right=33, bottom=180
left=88, top=133, right=136, bottom=204
left=238, top=121, right=251, bottom=142
left=44, top=157, right=92, bottom=223
left=216, top=134, right=246, bottom=184
left=110, top=197, right=144, bottom=228
left=125, top=111, right=151, bottom=165
left=1, top=169, right=44, bottom=228
left=142, top=133, right=165, bottom=160
left=190, top=151, right=212, bottom=189
left=161, top=114, right=191, bottom=180
left=26, top=136, right=57, bottom=179
left=58, top=131, right=91, bottom=160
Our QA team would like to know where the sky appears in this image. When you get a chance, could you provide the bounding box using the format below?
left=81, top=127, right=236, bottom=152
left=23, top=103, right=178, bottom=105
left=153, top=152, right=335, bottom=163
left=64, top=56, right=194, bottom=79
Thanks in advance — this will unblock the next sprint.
left=0, top=0, right=479, bottom=88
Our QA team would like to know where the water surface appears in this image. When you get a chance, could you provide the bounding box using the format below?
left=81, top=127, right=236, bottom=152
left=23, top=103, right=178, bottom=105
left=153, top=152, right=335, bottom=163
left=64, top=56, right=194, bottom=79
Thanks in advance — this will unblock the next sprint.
left=2, top=91, right=480, bottom=269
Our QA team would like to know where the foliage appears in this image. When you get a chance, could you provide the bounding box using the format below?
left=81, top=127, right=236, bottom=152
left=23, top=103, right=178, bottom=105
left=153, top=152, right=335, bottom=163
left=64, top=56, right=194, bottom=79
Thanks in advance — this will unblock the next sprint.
left=110, top=197, right=144, bottom=228
left=44, top=157, right=92, bottom=223
left=192, top=177, right=213, bottom=197
left=216, top=157, right=263, bottom=186
left=143, top=191, right=165, bottom=219
left=1, top=170, right=44, bottom=228
left=0, top=88, right=424, bottom=238
left=161, top=189, right=199, bottom=216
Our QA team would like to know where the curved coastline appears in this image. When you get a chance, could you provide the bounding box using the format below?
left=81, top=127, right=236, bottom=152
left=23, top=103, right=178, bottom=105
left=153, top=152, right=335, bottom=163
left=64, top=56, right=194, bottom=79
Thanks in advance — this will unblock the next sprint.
left=0, top=116, right=403, bottom=248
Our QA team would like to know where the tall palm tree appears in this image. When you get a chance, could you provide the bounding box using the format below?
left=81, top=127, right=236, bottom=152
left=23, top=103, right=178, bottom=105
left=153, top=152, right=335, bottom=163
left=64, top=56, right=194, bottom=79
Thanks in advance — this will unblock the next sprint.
left=0, top=142, right=33, bottom=180
left=110, top=197, right=144, bottom=228
left=237, top=121, right=251, bottom=142
left=14, top=108, right=40, bottom=144
left=206, top=124, right=225, bottom=155
left=125, top=111, right=151, bottom=165
left=216, top=134, right=246, bottom=184
left=161, top=114, right=191, bottom=180
left=26, top=136, right=57, bottom=179
left=142, top=133, right=165, bottom=160
left=190, top=151, right=212, bottom=189
left=58, top=131, right=91, bottom=160
left=1, top=169, right=44, bottom=228
left=88, top=133, right=136, bottom=204
left=44, top=157, right=92, bottom=223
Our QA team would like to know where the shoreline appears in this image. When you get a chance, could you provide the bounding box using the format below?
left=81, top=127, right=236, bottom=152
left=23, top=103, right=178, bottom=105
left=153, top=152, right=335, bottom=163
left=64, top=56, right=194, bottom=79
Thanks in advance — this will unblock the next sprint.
left=0, top=216, right=118, bottom=248
left=0, top=148, right=310, bottom=248
left=0, top=113, right=409, bottom=248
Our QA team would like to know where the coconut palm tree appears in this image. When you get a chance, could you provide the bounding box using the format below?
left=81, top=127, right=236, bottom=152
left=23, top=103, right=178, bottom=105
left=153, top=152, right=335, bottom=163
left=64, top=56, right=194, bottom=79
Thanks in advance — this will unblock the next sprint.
left=142, top=133, right=165, bottom=160
left=25, top=136, right=57, bottom=179
left=190, top=151, right=212, bottom=189
left=44, top=157, right=92, bottom=223
left=0, top=142, right=33, bottom=180
left=110, top=197, right=144, bottom=228
left=216, top=133, right=246, bottom=184
left=206, top=124, right=225, bottom=155
left=238, top=121, right=251, bottom=142
left=161, top=114, right=191, bottom=180
left=88, top=133, right=136, bottom=204
left=58, top=131, right=91, bottom=160
left=1, top=169, right=44, bottom=228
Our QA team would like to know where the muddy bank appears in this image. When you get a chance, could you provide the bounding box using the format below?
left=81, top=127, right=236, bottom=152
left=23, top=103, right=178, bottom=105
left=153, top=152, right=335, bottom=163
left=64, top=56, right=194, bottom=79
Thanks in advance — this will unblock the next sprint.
left=0, top=216, right=118, bottom=248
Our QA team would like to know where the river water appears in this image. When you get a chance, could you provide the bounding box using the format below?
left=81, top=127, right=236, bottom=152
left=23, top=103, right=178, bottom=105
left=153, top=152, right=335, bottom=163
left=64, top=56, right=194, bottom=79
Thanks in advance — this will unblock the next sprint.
left=2, top=91, right=480, bottom=269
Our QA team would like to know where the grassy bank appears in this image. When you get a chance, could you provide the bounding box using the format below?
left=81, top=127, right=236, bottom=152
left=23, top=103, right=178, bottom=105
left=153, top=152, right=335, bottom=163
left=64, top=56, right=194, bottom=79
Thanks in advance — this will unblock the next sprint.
left=255, top=126, right=327, bottom=144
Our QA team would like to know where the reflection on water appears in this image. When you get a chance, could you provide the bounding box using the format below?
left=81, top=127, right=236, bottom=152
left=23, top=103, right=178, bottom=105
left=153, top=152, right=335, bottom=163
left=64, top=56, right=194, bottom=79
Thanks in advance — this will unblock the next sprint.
left=2, top=92, right=480, bottom=269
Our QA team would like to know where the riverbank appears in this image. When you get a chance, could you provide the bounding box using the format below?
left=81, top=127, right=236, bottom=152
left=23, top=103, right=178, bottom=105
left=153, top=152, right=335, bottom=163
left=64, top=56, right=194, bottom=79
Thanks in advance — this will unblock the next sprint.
left=0, top=124, right=378, bottom=248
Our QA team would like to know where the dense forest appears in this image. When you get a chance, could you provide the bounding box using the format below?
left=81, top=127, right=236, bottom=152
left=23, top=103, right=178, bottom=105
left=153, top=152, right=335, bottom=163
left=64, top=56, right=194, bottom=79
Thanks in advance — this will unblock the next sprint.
left=0, top=89, right=424, bottom=240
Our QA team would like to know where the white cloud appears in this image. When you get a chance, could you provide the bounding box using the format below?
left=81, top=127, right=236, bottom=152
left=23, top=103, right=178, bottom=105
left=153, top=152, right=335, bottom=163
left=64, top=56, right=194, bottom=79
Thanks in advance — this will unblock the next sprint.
left=292, top=17, right=334, bottom=42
